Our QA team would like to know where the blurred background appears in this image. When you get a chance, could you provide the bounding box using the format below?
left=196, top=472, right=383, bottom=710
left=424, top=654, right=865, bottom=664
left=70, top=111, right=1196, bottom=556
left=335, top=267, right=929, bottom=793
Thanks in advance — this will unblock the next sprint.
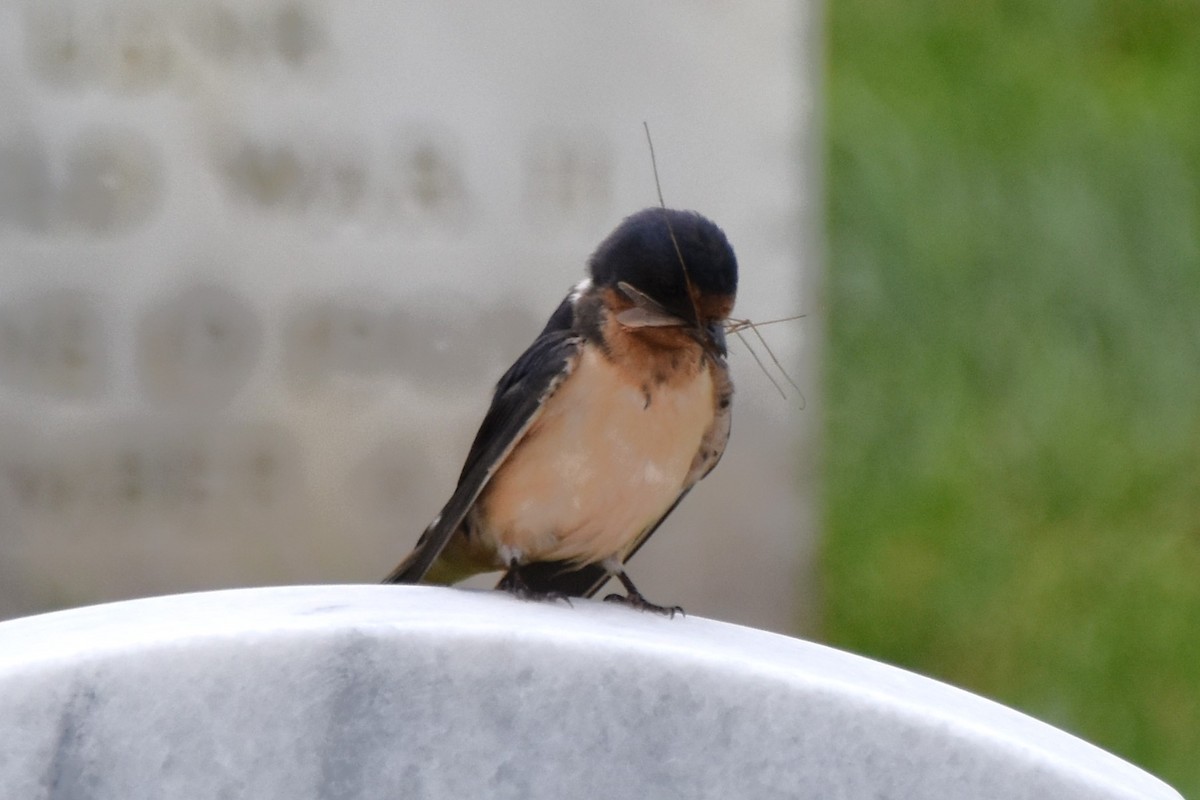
left=0, top=0, right=1197, bottom=796
left=825, top=0, right=1198, bottom=795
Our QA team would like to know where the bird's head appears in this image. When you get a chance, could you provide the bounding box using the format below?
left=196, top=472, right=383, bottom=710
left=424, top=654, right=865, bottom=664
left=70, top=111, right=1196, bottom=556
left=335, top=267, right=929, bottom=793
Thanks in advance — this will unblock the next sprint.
left=588, top=208, right=738, bottom=355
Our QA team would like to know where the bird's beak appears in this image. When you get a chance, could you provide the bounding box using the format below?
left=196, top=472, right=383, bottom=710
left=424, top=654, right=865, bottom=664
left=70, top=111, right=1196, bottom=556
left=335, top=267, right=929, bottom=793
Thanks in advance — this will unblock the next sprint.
left=693, top=321, right=727, bottom=357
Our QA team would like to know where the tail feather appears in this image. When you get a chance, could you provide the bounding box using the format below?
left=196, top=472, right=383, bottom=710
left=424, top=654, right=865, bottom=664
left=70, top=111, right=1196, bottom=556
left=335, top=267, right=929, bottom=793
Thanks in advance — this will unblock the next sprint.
left=382, top=523, right=472, bottom=586
left=382, top=548, right=424, bottom=584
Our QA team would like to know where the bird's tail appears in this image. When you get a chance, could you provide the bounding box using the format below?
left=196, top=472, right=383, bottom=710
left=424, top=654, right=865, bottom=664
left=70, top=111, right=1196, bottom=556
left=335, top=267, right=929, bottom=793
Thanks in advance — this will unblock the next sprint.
left=382, top=548, right=424, bottom=584
left=382, top=522, right=467, bottom=586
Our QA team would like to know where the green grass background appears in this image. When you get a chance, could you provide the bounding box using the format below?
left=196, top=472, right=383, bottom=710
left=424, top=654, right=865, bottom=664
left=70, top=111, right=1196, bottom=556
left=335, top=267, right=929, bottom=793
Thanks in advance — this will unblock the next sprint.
left=824, top=0, right=1199, bottom=794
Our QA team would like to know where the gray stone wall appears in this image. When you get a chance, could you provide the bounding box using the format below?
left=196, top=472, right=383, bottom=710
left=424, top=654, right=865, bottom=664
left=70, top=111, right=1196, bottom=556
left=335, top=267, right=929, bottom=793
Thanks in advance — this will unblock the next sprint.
left=0, top=2, right=821, bottom=631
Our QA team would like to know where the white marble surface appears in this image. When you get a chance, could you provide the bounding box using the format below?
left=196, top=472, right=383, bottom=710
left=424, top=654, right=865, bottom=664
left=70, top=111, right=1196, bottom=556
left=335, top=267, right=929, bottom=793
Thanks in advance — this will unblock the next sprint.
left=0, top=586, right=1181, bottom=799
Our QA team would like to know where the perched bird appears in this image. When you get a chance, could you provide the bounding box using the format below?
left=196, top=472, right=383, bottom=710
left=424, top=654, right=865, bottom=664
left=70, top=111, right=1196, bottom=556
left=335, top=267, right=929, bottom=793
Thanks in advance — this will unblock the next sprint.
left=384, top=207, right=737, bottom=615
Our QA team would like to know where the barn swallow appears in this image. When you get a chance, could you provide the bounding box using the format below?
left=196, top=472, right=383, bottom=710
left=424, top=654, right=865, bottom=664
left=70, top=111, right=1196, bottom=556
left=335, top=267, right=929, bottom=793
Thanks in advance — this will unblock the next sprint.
left=384, top=207, right=737, bottom=615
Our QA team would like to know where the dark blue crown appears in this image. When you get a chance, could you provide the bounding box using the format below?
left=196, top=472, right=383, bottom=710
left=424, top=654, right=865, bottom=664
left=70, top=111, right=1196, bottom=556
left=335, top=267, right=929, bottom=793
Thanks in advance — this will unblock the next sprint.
left=589, top=208, right=738, bottom=321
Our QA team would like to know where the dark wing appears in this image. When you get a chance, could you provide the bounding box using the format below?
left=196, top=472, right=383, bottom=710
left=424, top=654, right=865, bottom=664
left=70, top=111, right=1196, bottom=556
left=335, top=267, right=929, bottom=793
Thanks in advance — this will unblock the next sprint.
left=454, top=295, right=576, bottom=487
left=385, top=296, right=580, bottom=584
left=509, top=354, right=734, bottom=598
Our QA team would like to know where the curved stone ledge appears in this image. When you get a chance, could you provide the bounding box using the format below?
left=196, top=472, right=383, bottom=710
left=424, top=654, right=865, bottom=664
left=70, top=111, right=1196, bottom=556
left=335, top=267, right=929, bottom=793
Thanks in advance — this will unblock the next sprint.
left=0, top=585, right=1181, bottom=799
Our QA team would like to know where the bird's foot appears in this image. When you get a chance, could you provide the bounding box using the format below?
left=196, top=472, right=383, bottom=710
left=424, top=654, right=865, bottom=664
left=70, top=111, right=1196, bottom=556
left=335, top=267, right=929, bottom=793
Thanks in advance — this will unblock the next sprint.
left=604, top=591, right=684, bottom=618
left=498, top=569, right=572, bottom=606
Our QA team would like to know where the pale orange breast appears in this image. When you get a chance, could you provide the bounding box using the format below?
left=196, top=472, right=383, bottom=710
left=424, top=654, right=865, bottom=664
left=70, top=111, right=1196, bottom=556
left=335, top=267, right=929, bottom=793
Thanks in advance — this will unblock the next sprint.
left=477, top=345, right=714, bottom=566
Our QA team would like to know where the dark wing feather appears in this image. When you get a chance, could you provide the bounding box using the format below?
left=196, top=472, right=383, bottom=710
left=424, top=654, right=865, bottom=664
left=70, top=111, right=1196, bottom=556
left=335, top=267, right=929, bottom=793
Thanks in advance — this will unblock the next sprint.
left=454, top=296, right=575, bottom=486
left=384, top=298, right=580, bottom=584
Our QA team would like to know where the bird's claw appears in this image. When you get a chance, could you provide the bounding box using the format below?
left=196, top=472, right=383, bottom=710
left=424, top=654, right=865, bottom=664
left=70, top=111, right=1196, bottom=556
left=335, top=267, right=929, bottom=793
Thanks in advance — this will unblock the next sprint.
left=604, top=592, right=684, bottom=618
